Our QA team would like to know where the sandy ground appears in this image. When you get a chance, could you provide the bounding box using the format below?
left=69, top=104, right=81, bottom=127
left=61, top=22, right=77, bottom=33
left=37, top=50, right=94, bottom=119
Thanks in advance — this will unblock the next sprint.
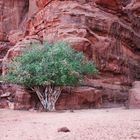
left=0, top=108, right=140, bottom=140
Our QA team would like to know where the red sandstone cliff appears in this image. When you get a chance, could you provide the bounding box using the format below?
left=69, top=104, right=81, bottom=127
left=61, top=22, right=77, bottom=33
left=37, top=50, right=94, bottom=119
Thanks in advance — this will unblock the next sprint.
left=0, top=0, right=140, bottom=109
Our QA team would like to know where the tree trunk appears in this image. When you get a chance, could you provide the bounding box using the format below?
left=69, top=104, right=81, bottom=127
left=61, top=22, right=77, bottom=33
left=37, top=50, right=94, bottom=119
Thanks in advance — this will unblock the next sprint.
left=33, top=87, right=47, bottom=110
left=47, top=101, right=56, bottom=111
left=33, top=86, right=61, bottom=111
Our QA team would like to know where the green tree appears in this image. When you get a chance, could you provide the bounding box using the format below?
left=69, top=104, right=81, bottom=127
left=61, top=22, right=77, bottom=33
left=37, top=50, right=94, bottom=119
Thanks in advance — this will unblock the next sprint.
left=4, top=42, right=97, bottom=111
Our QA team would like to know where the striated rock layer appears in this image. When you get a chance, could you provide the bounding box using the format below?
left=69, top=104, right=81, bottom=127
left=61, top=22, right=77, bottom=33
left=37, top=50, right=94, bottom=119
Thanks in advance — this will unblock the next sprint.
left=0, top=0, right=140, bottom=109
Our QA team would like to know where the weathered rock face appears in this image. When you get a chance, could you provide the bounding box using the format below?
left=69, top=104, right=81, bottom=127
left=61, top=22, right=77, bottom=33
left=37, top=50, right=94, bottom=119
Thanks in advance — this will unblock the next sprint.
left=128, top=81, right=140, bottom=108
left=0, top=83, right=103, bottom=110
left=56, top=87, right=102, bottom=110
left=0, top=83, right=128, bottom=110
left=0, top=0, right=140, bottom=109
left=0, top=83, right=32, bottom=109
left=0, top=0, right=29, bottom=41
left=0, top=42, right=11, bottom=74
left=2, top=35, right=41, bottom=75
left=2, top=0, right=139, bottom=82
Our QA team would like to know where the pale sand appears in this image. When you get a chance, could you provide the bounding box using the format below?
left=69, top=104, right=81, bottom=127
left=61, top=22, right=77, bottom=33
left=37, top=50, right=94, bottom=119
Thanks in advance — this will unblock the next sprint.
left=0, top=108, right=140, bottom=140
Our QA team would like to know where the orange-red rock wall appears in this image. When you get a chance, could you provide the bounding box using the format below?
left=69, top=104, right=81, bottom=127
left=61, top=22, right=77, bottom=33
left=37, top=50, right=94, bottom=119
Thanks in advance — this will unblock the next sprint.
left=0, top=0, right=140, bottom=109
left=1, top=0, right=140, bottom=83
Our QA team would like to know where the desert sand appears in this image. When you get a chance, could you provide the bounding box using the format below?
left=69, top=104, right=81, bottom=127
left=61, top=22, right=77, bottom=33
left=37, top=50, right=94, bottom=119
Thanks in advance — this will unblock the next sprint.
left=0, top=108, right=140, bottom=140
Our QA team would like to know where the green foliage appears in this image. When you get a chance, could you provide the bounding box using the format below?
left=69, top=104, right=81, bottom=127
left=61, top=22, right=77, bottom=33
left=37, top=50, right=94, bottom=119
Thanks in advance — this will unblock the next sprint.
left=0, top=75, right=2, bottom=81
left=4, top=42, right=97, bottom=87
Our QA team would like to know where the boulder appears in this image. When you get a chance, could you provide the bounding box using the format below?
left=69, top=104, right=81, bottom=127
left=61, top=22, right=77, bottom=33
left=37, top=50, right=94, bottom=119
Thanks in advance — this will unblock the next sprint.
left=57, top=127, right=70, bottom=133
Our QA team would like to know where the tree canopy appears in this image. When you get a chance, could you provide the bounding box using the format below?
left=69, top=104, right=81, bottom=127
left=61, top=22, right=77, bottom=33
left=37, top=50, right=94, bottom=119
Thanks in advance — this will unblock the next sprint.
left=5, top=42, right=97, bottom=88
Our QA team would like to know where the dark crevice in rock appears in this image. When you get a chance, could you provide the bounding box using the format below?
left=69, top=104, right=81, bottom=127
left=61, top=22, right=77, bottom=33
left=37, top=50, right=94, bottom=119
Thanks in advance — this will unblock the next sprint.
left=121, top=0, right=131, bottom=7
left=19, top=0, right=29, bottom=24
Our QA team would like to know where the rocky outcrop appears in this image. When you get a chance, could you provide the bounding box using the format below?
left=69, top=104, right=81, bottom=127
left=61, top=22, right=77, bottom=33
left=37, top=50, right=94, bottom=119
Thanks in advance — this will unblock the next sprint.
left=0, top=0, right=140, bottom=109
left=0, top=0, right=30, bottom=74
left=56, top=87, right=102, bottom=110
left=0, top=0, right=29, bottom=41
left=0, top=82, right=128, bottom=110
left=128, top=81, right=140, bottom=108
left=1, top=0, right=139, bottom=82
left=2, top=35, right=41, bottom=75
left=0, top=83, right=32, bottom=109
left=0, top=83, right=102, bottom=110
left=0, top=42, right=11, bottom=73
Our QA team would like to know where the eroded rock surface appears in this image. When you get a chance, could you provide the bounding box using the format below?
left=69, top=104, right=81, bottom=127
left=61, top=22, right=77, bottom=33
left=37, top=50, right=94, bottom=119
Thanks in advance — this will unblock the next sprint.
left=0, top=83, right=32, bottom=109
left=129, top=81, right=140, bottom=108
left=0, top=82, right=129, bottom=110
left=1, top=0, right=139, bottom=82
left=0, top=0, right=140, bottom=109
